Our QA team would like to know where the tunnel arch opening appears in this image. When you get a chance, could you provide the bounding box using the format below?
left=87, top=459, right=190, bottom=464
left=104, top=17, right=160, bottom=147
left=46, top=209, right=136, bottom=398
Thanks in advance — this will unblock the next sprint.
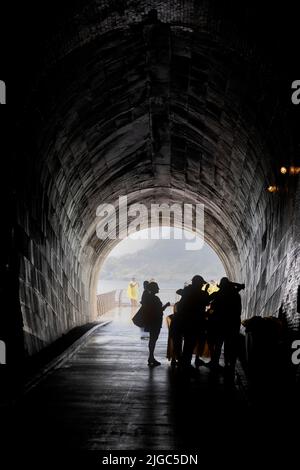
left=8, top=1, right=299, bottom=358
left=95, top=224, right=227, bottom=317
left=87, top=187, right=242, bottom=320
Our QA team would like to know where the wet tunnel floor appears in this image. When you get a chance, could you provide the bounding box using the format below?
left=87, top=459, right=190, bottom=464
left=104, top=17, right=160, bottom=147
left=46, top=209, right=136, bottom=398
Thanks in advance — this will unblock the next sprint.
left=2, top=309, right=297, bottom=452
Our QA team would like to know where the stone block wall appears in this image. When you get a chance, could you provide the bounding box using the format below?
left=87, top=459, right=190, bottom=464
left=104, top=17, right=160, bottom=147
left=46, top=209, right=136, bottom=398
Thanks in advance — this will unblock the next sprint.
left=17, top=197, right=90, bottom=356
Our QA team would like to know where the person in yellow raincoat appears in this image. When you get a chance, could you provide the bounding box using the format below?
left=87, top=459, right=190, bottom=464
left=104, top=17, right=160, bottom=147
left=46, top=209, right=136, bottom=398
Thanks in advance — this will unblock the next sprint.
left=127, top=277, right=139, bottom=307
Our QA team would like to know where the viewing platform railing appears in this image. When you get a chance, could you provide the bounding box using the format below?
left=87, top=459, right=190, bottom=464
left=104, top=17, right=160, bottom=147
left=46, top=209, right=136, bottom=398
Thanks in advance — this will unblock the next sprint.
left=97, top=288, right=181, bottom=317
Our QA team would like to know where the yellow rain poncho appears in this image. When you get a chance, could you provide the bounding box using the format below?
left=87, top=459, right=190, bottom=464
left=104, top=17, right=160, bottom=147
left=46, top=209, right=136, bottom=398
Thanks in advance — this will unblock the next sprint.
left=127, top=281, right=139, bottom=301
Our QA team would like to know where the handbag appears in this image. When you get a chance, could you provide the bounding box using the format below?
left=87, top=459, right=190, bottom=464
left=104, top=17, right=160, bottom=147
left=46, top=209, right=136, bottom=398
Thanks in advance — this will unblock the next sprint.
left=132, top=306, right=145, bottom=328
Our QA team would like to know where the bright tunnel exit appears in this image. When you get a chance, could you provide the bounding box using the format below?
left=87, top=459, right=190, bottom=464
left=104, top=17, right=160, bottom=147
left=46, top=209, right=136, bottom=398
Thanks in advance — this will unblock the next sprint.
left=97, top=227, right=226, bottom=309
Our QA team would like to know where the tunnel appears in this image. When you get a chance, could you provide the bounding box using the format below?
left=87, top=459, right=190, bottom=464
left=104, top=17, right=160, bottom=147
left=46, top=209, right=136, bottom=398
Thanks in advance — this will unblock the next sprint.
left=1, top=0, right=300, bottom=400
left=1, top=0, right=300, bottom=455
left=2, top=0, right=299, bottom=360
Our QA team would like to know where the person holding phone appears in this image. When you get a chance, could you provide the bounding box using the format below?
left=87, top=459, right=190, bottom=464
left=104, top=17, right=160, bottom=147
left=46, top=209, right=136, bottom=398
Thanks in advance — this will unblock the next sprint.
left=143, top=281, right=170, bottom=367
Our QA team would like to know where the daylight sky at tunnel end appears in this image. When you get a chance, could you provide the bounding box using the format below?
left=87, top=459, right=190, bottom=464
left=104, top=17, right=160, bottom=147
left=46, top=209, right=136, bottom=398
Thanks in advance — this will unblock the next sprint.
left=97, top=226, right=226, bottom=292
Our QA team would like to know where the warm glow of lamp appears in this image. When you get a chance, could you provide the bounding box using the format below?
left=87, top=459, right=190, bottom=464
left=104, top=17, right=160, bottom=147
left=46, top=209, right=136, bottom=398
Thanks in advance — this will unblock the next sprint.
left=280, top=166, right=287, bottom=174
left=290, top=166, right=300, bottom=175
left=267, top=185, right=279, bottom=193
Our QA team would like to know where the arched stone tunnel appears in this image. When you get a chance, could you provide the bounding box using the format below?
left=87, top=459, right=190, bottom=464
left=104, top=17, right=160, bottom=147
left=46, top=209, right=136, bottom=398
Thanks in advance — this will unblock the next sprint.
left=2, top=0, right=300, bottom=362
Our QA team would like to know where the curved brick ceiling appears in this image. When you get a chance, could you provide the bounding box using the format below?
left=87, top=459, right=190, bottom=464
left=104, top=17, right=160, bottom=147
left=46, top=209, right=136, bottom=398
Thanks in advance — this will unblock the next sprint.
left=38, top=15, right=279, bottom=271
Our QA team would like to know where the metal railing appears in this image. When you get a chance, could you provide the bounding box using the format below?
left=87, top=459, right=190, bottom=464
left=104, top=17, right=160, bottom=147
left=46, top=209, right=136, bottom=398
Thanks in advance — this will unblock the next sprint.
left=97, top=290, right=118, bottom=317
left=97, top=288, right=181, bottom=317
left=117, top=288, right=180, bottom=308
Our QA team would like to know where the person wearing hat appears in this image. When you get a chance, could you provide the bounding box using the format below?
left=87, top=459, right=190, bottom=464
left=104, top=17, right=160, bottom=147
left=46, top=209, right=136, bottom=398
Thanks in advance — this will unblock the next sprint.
left=142, top=281, right=170, bottom=367
left=176, top=275, right=210, bottom=369
left=208, top=277, right=245, bottom=372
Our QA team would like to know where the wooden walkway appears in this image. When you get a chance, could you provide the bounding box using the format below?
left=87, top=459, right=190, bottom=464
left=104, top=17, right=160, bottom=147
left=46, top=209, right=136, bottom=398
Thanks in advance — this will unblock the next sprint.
left=6, top=307, right=251, bottom=451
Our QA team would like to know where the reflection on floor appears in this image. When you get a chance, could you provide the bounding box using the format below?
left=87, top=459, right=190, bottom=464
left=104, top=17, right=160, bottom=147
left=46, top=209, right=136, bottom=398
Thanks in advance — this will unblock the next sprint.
left=3, top=307, right=298, bottom=451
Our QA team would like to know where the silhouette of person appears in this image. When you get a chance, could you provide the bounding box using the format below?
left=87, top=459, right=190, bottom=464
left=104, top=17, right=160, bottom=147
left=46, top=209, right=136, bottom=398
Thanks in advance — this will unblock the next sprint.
left=140, top=280, right=150, bottom=339
left=166, top=287, right=185, bottom=366
left=141, top=280, right=150, bottom=303
left=127, top=277, right=139, bottom=307
left=142, top=281, right=170, bottom=367
left=194, top=281, right=211, bottom=367
left=208, top=277, right=244, bottom=372
left=177, top=275, right=210, bottom=369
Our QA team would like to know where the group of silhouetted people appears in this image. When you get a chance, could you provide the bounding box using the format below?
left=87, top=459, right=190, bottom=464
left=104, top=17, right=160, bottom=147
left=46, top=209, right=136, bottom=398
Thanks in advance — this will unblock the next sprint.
left=135, top=276, right=245, bottom=374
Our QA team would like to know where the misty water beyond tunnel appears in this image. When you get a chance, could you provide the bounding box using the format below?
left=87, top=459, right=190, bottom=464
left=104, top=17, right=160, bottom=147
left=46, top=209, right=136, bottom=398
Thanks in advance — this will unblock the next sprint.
left=97, top=227, right=226, bottom=314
